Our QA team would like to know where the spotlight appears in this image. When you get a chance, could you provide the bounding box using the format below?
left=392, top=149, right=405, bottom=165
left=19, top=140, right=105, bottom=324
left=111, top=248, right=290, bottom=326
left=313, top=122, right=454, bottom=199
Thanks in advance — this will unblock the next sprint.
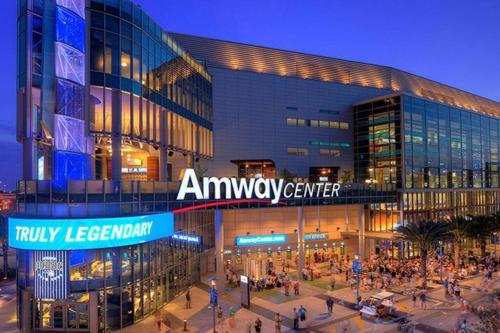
left=195, top=157, right=200, bottom=162
left=168, top=151, right=174, bottom=157
left=183, top=153, right=187, bottom=157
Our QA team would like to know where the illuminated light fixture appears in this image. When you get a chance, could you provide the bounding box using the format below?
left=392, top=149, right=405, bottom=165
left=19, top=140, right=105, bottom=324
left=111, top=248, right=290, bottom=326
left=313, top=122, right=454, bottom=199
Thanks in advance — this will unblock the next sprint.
left=121, top=61, right=128, bottom=67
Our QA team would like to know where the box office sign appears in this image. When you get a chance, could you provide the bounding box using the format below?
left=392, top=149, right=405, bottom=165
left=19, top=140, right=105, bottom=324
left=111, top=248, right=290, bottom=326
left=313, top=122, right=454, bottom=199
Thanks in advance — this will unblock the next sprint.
left=34, top=251, right=68, bottom=299
left=177, top=169, right=341, bottom=204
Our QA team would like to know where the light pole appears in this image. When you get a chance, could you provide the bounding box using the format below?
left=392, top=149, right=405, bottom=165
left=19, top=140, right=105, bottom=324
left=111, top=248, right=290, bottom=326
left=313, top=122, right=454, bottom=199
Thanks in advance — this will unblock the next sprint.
left=494, top=232, right=498, bottom=258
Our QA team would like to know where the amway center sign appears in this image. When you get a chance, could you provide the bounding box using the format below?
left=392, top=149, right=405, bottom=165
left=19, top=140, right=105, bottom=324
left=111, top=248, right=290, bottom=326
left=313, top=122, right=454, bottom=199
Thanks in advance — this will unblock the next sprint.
left=177, top=169, right=341, bottom=204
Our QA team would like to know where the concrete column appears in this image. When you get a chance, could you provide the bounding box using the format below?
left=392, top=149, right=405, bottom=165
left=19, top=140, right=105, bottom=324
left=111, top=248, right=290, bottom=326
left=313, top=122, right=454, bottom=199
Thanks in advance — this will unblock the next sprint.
left=215, top=209, right=225, bottom=291
left=111, top=90, right=122, bottom=181
left=358, top=205, right=366, bottom=259
left=22, top=138, right=35, bottom=180
left=159, top=110, right=168, bottom=181
left=21, top=289, right=32, bottom=333
left=89, top=291, right=98, bottom=333
left=297, top=206, right=305, bottom=279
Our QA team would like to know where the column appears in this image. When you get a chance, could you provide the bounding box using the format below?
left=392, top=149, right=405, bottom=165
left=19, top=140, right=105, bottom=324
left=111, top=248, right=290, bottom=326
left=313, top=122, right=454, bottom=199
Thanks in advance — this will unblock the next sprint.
left=159, top=110, right=168, bottom=181
left=215, top=210, right=225, bottom=292
left=358, top=205, right=366, bottom=259
left=89, top=291, right=99, bottom=333
left=297, top=206, right=305, bottom=279
left=21, top=289, right=32, bottom=333
left=111, top=90, right=122, bottom=181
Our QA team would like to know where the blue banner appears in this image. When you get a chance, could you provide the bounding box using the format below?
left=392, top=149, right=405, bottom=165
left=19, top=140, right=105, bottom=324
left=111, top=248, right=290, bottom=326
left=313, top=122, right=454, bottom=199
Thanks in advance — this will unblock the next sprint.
left=235, top=234, right=287, bottom=246
left=9, top=213, right=174, bottom=250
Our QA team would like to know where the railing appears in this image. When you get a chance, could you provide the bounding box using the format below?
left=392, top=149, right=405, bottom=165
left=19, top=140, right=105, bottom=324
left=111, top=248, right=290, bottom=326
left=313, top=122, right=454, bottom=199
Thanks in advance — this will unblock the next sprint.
left=16, top=180, right=397, bottom=218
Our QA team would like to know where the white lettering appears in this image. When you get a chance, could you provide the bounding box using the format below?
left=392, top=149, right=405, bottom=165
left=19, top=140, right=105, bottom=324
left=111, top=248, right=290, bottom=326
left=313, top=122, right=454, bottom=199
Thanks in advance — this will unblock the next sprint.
left=203, top=177, right=232, bottom=199
left=176, top=168, right=203, bottom=200
left=254, top=178, right=270, bottom=199
left=332, top=183, right=340, bottom=197
left=270, top=179, right=284, bottom=204
left=231, top=178, right=255, bottom=199
left=283, top=183, right=295, bottom=198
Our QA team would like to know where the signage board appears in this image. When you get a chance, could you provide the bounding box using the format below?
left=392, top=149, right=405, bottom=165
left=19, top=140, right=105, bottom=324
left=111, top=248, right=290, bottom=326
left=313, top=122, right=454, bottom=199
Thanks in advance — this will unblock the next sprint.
left=235, top=234, right=287, bottom=246
left=177, top=168, right=341, bottom=204
left=240, top=275, right=250, bottom=309
left=172, top=233, right=200, bottom=244
left=304, top=233, right=328, bottom=241
left=34, top=250, right=68, bottom=299
left=9, top=213, right=174, bottom=250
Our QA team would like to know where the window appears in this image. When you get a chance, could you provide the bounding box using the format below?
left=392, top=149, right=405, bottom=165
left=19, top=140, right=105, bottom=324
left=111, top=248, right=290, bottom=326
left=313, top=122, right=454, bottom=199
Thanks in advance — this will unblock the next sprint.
left=310, top=120, right=319, bottom=127
left=319, top=121, right=329, bottom=128
left=286, top=106, right=298, bottom=111
left=320, top=149, right=341, bottom=157
left=319, top=109, right=340, bottom=115
left=287, top=147, right=308, bottom=156
left=287, top=118, right=306, bottom=126
left=329, top=121, right=339, bottom=129
left=339, top=122, right=349, bottom=129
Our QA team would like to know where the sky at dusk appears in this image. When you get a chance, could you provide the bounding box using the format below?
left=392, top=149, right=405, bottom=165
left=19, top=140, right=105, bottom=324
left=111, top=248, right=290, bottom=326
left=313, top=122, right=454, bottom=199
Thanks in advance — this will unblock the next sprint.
left=0, top=0, right=499, bottom=190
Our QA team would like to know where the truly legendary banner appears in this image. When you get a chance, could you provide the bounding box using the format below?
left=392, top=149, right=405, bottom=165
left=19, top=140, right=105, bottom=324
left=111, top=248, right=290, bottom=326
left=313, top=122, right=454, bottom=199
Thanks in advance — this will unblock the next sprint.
left=9, top=213, right=174, bottom=250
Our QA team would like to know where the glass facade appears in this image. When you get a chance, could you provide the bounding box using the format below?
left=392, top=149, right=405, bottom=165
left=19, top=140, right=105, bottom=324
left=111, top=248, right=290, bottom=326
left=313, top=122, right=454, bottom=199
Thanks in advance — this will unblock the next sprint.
left=17, top=211, right=214, bottom=332
left=354, top=94, right=500, bottom=230
left=353, top=96, right=402, bottom=187
left=88, top=0, right=213, bottom=158
left=403, top=95, right=500, bottom=189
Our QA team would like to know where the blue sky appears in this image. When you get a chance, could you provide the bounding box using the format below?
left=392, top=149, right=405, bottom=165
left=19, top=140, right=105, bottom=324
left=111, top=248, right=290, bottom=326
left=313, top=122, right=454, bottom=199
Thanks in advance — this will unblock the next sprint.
left=0, top=0, right=499, bottom=189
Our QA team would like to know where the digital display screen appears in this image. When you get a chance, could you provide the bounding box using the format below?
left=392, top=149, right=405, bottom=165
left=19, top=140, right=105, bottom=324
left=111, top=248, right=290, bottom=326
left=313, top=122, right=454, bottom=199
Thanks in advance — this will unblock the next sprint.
left=9, top=213, right=174, bottom=250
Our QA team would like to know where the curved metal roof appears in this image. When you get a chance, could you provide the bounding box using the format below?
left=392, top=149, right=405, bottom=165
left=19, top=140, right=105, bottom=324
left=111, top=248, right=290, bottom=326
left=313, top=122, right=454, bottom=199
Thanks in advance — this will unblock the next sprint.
left=171, top=33, right=500, bottom=116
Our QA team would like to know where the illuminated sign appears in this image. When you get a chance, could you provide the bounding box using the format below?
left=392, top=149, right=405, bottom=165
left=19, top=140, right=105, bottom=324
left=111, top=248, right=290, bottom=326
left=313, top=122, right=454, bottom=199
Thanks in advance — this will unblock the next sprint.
left=177, top=169, right=341, bottom=204
left=172, top=233, right=200, bottom=244
left=9, top=213, right=174, bottom=250
left=240, top=275, right=248, bottom=283
left=34, top=251, right=68, bottom=299
left=304, top=233, right=328, bottom=241
left=235, top=234, right=287, bottom=246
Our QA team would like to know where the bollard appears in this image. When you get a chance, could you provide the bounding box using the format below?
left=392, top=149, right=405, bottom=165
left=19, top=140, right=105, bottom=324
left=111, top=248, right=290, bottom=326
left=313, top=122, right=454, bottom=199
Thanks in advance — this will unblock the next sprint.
left=183, top=319, right=188, bottom=332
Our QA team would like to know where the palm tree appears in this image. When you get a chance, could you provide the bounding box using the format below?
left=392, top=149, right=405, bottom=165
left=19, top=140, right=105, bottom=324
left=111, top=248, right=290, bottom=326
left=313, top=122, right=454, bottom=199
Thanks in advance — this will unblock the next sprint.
left=446, top=216, right=472, bottom=269
left=468, top=215, right=498, bottom=257
left=395, top=220, right=450, bottom=289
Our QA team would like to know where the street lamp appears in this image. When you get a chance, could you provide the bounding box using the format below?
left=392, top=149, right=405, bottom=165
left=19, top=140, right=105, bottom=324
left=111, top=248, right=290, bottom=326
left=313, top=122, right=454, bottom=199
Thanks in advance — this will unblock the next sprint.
left=494, top=232, right=498, bottom=258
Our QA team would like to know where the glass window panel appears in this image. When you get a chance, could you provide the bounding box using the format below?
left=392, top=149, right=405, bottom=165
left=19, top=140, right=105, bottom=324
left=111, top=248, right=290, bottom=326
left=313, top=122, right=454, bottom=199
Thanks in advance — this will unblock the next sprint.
left=55, top=42, right=85, bottom=85
left=55, top=6, right=85, bottom=52
left=121, top=92, right=131, bottom=135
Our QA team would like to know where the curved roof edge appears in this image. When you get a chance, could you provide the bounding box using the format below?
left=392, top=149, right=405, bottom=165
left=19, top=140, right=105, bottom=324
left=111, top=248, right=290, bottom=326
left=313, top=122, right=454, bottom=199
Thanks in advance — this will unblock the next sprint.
left=170, top=32, right=500, bottom=117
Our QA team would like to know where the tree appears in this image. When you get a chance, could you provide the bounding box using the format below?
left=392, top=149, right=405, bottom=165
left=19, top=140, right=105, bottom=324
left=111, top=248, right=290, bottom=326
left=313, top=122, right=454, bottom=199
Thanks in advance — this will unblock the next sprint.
left=446, top=216, right=472, bottom=269
left=339, top=170, right=353, bottom=183
left=280, top=168, right=298, bottom=182
left=395, top=220, right=450, bottom=289
left=467, top=215, right=496, bottom=257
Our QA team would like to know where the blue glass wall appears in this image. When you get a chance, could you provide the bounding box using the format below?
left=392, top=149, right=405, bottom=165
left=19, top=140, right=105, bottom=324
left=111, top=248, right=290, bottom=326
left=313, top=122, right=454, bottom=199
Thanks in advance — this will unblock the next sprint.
left=404, top=95, right=500, bottom=189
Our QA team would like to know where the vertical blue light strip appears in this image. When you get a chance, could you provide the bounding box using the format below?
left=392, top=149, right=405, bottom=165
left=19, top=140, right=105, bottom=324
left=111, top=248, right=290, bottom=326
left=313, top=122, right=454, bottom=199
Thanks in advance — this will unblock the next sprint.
left=53, top=0, right=88, bottom=188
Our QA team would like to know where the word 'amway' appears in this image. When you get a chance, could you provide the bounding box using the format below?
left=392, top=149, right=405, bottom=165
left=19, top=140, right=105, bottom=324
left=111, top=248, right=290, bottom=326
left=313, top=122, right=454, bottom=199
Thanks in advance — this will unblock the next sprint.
left=15, top=222, right=153, bottom=243
left=177, top=169, right=340, bottom=204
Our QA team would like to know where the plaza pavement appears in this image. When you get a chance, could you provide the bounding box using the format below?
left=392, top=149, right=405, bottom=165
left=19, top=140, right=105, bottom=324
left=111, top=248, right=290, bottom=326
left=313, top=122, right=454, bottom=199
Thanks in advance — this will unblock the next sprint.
left=155, top=270, right=499, bottom=333
left=0, top=270, right=497, bottom=333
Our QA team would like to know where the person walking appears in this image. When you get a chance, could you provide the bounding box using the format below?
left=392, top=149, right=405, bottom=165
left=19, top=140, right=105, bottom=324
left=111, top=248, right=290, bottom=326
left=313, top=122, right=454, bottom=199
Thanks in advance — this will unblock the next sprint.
left=254, top=317, right=262, bottom=333
left=274, top=313, right=282, bottom=333
left=326, top=296, right=334, bottom=315
left=330, top=277, right=336, bottom=291
left=419, top=292, right=427, bottom=310
left=185, top=289, right=191, bottom=309
left=294, top=281, right=300, bottom=295
left=299, top=305, right=307, bottom=323
left=292, top=307, right=299, bottom=330
left=412, top=292, right=417, bottom=308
